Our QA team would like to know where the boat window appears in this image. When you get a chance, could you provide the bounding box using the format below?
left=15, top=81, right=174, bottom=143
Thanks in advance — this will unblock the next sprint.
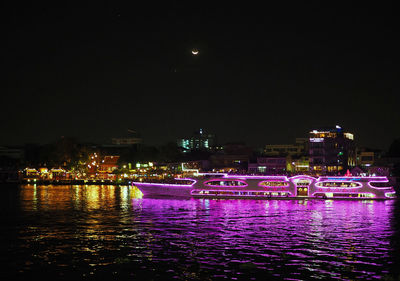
left=204, top=180, right=247, bottom=186
left=316, top=181, right=361, bottom=188
left=296, top=180, right=311, bottom=186
left=313, top=192, right=374, bottom=198
left=369, top=182, right=391, bottom=188
left=259, top=181, right=289, bottom=187
left=385, top=192, right=396, bottom=198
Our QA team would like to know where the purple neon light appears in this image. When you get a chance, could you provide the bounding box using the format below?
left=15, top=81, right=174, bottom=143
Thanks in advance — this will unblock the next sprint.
left=314, top=188, right=359, bottom=193
left=223, top=174, right=289, bottom=181
left=289, top=175, right=316, bottom=181
left=134, top=173, right=396, bottom=199
left=258, top=180, right=290, bottom=188
left=367, top=180, right=393, bottom=190
left=311, top=191, right=376, bottom=197
left=198, top=172, right=228, bottom=177
left=385, top=192, right=396, bottom=198
left=317, top=176, right=388, bottom=182
left=217, top=174, right=389, bottom=183
left=315, top=181, right=362, bottom=189
left=177, top=178, right=197, bottom=182
left=191, top=189, right=292, bottom=196
left=133, top=178, right=197, bottom=187
left=204, top=179, right=248, bottom=188
left=360, top=176, right=387, bottom=180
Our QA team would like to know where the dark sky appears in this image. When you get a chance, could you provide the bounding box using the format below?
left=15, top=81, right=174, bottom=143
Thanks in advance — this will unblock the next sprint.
left=1, top=2, right=399, bottom=149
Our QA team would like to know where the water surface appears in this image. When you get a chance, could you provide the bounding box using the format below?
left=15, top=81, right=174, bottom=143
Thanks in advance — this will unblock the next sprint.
left=1, top=184, right=399, bottom=280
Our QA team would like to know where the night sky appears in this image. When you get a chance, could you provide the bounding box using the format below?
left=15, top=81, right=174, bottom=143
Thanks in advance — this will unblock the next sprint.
left=2, top=2, right=399, bottom=149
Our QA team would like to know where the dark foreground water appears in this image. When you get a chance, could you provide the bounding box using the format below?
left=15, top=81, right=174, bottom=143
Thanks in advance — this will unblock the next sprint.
left=1, top=184, right=400, bottom=280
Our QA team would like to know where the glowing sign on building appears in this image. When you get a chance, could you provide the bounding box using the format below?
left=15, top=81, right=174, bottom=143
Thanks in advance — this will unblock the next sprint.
left=344, top=133, right=354, bottom=140
left=310, top=138, right=324, bottom=142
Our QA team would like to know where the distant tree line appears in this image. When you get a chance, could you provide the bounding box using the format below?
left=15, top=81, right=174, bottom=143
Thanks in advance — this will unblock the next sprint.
left=16, top=137, right=217, bottom=169
left=2, top=137, right=400, bottom=178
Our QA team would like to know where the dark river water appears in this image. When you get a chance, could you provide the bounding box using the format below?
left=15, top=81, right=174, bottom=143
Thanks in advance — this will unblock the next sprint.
left=1, top=184, right=399, bottom=280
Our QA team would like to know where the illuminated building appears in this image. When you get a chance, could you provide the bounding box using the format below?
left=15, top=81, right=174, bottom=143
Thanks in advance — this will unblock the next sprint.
left=309, top=125, right=356, bottom=174
left=24, top=168, right=39, bottom=178
left=50, top=168, right=66, bottom=180
left=177, top=129, right=215, bottom=152
left=289, top=156, right=310, bottom=173
left=181, top=161, right=210, bottom=171
left=248, top=155, right=309, bottom=174
left=356, top=147, right=384, bottom=168
left=250, top=137, right=310, bottom=174
left=97, top=156, right=120, bottom=179
left=358, top=151, right=374, bottom=167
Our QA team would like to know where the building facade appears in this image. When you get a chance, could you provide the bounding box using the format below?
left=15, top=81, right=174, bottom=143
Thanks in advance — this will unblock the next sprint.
left=177, top=129, right=215, bottom=152
left=309, top=125, right=356, bottom=174
left=357, top=151, right=374, bottom=167
left=248, top=156, right=309, bottom=174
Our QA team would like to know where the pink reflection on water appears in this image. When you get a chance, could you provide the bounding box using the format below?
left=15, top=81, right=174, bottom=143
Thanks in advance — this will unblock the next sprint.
left=132, top=198, right=395, bottom=280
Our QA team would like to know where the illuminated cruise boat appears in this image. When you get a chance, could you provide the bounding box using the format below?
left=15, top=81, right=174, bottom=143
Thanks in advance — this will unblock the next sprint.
left=133, top=174, right=396, bottom=200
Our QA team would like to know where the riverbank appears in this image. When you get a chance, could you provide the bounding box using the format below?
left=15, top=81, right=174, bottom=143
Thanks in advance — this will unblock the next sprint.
left=8, top=179, right=133, bottom=185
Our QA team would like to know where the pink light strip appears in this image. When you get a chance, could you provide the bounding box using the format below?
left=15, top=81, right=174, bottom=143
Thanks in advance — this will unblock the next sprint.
left=311, top=191, right=376, bottom=197
left=177, top=178, right=197, bottom=182
left=317, top=176, right=389, bottom=182
left=289, top=175, right=316, bottom=181
left=133, top=174, right=393, bottom=190
left=198, top=172, right=228, bottom=176
left=385, top=192, right=396, bottom=198
left=191, top=189, right=293, bottom=196
left=258, top=180, right=290, bottom=188
left=367, top=180, right=394, bottom=190
left=132, top=178, right=197, bottom=187
left=214, top=174, right=388, bottom=183
left=315, top=181, right=362, bottom=189
left=223, top=175, right=289, bottom=181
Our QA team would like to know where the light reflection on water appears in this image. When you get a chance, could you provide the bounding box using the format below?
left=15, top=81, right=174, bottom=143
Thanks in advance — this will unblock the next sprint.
left=1, top=184, right=399, bottom=280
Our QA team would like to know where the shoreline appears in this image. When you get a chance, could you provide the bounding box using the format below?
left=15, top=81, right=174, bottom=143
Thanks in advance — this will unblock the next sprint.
left=1, top=179, right=132, bottom=186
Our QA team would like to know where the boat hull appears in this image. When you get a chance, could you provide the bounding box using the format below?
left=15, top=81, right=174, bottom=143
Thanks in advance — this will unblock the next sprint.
left=133, top=183, right=193, bottom=197
left=133, top=175, right=397, bottom=200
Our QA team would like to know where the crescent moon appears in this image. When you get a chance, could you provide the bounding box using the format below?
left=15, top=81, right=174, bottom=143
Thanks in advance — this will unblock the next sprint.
left=192, top=49, right=199, bottom=55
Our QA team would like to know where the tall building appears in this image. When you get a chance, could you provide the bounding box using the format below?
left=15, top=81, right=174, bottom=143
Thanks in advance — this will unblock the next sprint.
left=177, top=129, right=215, bottom=152
left=309, top=125, right=356, bottom=174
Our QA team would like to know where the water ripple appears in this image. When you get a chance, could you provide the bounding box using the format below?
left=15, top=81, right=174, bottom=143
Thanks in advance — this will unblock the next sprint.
left=0, top=185, right=399, bottom=280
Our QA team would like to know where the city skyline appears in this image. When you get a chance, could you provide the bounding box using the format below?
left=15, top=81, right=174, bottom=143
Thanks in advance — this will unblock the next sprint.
left=2, top=2, right=399, bottom=149
left=2, top=125, right=397, bottom=157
